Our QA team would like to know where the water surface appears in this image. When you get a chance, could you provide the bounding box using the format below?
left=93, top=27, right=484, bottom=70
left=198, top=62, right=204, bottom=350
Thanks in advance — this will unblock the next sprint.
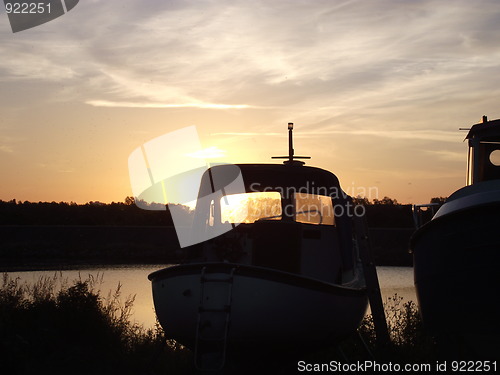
left=8, top=265, right=415, bottom=329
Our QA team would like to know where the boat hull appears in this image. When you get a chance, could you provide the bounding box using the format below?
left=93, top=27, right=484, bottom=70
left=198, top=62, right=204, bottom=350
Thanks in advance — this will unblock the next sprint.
left=412, top=204, right=500, bottom=358
left=149, top=263, right=368, bottom=352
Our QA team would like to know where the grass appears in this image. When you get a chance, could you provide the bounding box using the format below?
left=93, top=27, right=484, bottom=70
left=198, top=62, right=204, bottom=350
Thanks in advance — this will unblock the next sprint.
left=358, top=294, right=437, bottom=361
left=1, top=274, right=435, bottom=374
left=0, top=273, right=192, bottom=375
left=299, top=294, right=437, bottom=372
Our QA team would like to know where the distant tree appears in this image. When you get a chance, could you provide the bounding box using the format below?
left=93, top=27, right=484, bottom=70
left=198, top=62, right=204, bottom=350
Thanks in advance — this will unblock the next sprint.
left=124, top=196, right=135, bottom=206
left=87, top=201, right=104, bottom=206
left=352, top=196, right=371, bottom=205
left=430, top=197, right=447, bottom=204
left=373, top=196, right=399, bottom=205
left=166, top=204, right=195, bottom=226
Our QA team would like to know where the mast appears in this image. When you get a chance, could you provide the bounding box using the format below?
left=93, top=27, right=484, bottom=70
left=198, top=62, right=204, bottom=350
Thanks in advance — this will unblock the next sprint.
left=272, top=123, right=311, bottom=165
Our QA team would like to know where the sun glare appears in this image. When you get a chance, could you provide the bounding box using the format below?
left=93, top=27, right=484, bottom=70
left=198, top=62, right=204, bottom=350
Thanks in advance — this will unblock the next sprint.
left=185, top=146, right=227, bottom=159
left=220, top=192, right=282, bottom=223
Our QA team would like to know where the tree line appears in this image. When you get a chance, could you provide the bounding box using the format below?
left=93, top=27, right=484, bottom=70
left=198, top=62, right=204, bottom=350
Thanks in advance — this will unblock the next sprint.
left=0, top=198, right=181, bottom=226
left=0, top=196, right=446, bottom=228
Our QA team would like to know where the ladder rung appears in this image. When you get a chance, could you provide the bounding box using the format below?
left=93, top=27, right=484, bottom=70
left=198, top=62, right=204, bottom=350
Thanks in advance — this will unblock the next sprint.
left=195, top=266, right=236, bottom=371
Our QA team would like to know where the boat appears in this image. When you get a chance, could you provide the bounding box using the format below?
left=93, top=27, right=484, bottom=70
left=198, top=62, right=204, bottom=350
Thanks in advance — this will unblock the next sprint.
left=148, top=123, right=370, bottom=370
left=410, top=116, right=500, bottom=359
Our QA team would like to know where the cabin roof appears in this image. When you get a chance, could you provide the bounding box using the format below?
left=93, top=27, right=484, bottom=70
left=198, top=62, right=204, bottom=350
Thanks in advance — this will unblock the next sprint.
left=466, top=118, right=500, bottom=141
left=199, top=163, right=345, bottom=198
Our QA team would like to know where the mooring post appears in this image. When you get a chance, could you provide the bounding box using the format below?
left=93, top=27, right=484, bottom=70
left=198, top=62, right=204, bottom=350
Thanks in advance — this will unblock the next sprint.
left=354, top=215, right=391, bottom=350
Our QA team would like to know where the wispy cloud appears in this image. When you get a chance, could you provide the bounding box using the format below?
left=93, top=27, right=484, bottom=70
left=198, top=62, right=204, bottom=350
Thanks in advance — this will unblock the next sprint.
left=86, top=100, right=253, bottom=109
left=0, top=134, right=21, bottom=153
left=212, top=132, right=281, bottom=136
left=214, top=129, right=463, bottom=143
left=0, top=41, right=78, bottom=82
left=0, top=145, right=14, bottom=153
left=323, top=129, right=464, bottom=143
left=3, top=0, right=500, bottom=121
left=2, top=0, right=500, bottom=203
left=185, top=146, right=226, bottom=159
left=423, top=149, right=466, bottom=162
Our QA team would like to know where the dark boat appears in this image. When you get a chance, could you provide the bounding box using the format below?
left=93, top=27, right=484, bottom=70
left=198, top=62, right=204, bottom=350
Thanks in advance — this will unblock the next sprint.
left=410, top=116, right=500, bottom=359
left=148, top=124, right=371, bottom=371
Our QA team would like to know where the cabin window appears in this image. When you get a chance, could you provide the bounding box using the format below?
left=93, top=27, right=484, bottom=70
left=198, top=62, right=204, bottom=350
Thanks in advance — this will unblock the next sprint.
left=489, top=149, right=500, bottom=166
left=294, top=193, right=335, bottom=226
left=208, top=199, right=215, bottom=226
left=467, top=146, right=473, bottom=186
left=220, top=192, right=282, bottom=223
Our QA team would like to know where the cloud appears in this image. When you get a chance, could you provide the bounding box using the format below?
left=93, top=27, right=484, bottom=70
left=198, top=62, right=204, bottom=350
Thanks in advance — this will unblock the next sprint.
left=213, top=132, right=281, bottom=137
left=423, top=149, right=466, bottom=162
left=214, top=129, right=463, bottom=143
left=1, top=2, right=499, bottom=183
left=0, top=42, right=78, bottom=82
left=185, top=146, right=226, bottom=159
left=86, top=100, right=253, bottom=109
left=2, top=0, right=500, bottom=121
left=354, top=166, right=463, bottom=181
left=0, top=134, right=21, bottom=153
left=0, top=145, right=14, bottom=153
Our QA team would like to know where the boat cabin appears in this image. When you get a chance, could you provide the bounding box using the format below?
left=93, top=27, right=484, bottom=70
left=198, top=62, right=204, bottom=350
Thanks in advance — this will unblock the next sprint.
left=466, top=116, right=500, bottom=185
left=186, top=163, right=355, bottom=284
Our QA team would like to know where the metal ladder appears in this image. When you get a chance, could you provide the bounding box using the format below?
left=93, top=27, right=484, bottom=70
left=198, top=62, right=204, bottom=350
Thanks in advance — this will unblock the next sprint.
left=194, top=266, right=236, bottom=372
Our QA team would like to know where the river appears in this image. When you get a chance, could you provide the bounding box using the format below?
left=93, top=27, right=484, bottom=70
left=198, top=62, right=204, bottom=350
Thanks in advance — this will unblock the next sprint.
left=6, top=265, right=415, bottom=329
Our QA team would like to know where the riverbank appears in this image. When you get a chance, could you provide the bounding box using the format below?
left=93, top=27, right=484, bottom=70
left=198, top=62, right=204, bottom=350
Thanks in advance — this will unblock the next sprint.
left=0, top=273, right=192, bottom=375
left=0, top=272, right=433, bottom=374
left=0, top=226, right=413, bottom=271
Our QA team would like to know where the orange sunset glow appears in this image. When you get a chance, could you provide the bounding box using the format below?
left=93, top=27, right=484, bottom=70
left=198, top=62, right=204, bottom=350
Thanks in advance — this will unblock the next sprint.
left=2, top=1, right=500, bottom=205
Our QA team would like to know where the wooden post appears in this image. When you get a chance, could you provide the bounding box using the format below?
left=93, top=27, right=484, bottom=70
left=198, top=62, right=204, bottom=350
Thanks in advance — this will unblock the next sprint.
left=354, top=215, right=391, bottom=349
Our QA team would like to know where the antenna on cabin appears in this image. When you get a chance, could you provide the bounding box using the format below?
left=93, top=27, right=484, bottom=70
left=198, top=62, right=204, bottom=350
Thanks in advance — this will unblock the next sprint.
left=272, top=122, right=311, bottom=165
left=460, top=115, right=489, bottom=134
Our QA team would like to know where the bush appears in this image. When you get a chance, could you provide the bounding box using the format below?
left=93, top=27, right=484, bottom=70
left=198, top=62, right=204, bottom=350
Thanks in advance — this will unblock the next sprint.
left=358, top=293, right=436, bottom=362
left=0, top=273, right=192, bottom=375
left=1, top=274, right=437, bottom=374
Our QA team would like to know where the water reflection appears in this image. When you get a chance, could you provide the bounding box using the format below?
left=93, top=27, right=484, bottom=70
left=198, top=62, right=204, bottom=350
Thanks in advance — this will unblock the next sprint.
left=8, top=264, right=168, bottom=329
left=376, top=266, right=416, bottom=303
left=8, top=265, right=415, bottom=329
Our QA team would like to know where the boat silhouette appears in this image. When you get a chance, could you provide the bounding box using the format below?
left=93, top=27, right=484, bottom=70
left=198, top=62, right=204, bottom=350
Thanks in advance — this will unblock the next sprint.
left=411, top=116, right=500, bottom=359
left=149, top=123, right=385, bottom=370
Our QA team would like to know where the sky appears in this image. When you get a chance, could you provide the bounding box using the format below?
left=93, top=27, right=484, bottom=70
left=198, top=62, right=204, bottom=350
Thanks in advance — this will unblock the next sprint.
left=2, top=0, right=500, bottom=205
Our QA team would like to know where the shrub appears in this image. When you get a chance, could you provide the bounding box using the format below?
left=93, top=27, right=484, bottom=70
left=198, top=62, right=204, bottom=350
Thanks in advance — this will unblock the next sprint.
left=358, top=293, right=436, bottom=362
left=0, top=273, right=192, bottom=375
